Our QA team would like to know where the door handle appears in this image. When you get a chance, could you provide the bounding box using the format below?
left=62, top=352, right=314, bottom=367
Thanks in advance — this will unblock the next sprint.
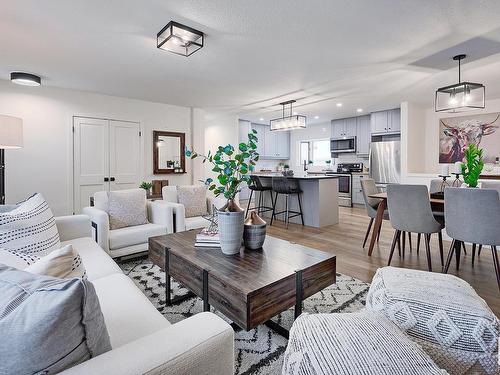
left=104, top=177, right=109, bottom=182
left=110, top=177, right=116, bottom=182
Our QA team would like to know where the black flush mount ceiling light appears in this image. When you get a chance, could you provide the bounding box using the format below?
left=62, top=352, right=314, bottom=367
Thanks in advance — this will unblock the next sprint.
left=10, top=72, right=41, bottom=86
left=435, top=54, right=485, bottom=112
left=270, top=100, right=307, bottom=131
left=157, top=21, right=204, bottom=57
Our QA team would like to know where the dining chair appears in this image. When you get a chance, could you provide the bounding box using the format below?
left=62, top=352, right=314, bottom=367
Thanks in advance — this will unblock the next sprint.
left=360, top=179, right=389, bottom=248
left=270, top=177, right=304, bottom=229
left=443, top=188, right=500, bottom=289
left=386, top=184, right=444, bottom=271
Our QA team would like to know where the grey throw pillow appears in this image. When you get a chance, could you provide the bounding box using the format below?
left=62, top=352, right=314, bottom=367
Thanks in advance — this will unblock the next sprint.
left=107, top=189, right=149, bottom=230
left=366, top=266, right=499, bottom=375
left=0, top=264, right=111, bottom=374
left=177, top=185, right=208, bottom=218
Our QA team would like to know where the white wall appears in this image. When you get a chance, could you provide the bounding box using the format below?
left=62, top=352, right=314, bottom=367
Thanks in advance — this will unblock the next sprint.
left=402, top=98, right=500, bottom=185
left=0, top=80, right=192, bottom=215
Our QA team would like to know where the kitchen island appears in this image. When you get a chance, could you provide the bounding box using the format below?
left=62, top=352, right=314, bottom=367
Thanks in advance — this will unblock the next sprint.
left=251, top=174, right=339, bottom=227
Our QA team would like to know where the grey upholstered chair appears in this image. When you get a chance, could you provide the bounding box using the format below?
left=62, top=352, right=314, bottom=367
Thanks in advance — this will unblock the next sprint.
left=360, top=179, right=389, bottom=248
left=444, top=187, right=500, bottom=289
left=386, top=184, right=444, bottom=271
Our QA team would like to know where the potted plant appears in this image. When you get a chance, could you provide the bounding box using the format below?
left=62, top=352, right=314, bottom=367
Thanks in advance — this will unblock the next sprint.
left=461, top=144, right=484, bottom=188
left=139, top=181, right=153, bottom=195
left=325, top=160, right=332, bottom=170
left=186, top=130, right=259, bottom=255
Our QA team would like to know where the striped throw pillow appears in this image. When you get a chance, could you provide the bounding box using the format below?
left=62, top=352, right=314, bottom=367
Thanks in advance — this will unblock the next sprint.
left=0, top=193, right=60, bottom=267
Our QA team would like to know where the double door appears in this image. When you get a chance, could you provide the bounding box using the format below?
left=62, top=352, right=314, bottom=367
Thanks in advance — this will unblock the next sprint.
left=73, top=117, right=141, bottom=213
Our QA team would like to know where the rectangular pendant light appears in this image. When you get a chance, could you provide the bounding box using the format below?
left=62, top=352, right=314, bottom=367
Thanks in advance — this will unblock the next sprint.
left=157, top=21, right=204, bottom=57
left=270, top=100, right=307, bottom=131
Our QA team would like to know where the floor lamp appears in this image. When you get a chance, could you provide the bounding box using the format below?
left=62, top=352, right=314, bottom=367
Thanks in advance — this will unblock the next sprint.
left=0, top=115, right=23, bottom=204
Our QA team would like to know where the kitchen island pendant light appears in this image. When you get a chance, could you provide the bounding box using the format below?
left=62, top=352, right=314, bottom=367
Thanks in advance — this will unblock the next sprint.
left=270, top=100, right=307, bottom=131
left=435, top=54, right=485, bottom=112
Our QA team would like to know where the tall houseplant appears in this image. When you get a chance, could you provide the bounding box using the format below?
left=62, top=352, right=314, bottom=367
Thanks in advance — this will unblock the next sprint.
left=186, top=130, right=259, bottom=254
left=461, top=144, right=484, bottom=188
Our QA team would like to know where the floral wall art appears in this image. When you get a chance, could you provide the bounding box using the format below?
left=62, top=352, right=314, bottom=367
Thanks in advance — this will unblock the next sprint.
left=439, top=112, right=500, bottom=163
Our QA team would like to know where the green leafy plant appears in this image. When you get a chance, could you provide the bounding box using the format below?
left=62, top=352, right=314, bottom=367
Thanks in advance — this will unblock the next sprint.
left=325, top=160, right=331, bottom=165
left=139, top=181, right=153, bottom=191
left=284, top=164, right=290, bottom=169
left=461, top=144, right=484, bottom=188
left=186, top=131, right=259, bottom=200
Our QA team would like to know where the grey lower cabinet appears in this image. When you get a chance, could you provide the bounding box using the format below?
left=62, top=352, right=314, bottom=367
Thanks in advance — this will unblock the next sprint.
left=352, top=174, right=367, bottom=205
left=371, top=108, right=400, bottom=135
left=251, top=123, right=290, bottom=159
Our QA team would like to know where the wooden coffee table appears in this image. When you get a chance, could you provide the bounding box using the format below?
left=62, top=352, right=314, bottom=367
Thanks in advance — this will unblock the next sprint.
left=149, top=230, right=336, bottom=337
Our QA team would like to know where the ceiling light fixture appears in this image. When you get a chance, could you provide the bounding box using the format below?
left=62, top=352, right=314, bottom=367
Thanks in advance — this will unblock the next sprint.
left=356, top=108, right=363, bottom=113
left=157, top=21, right=204, bottom=57
left=314, top=115, right=320, bottom=119
left=259, top=118, right=264, bottom=122
left=10, top=72, right=41, bottom=86
left=435, top=54, right=485, bottom=112
left=336, top=103, right=343, bottom=107
left=270, top=100, right=306, bottom=131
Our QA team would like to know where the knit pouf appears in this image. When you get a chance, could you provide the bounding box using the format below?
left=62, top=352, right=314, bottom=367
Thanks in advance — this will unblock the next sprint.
left=282, top=311, right=446, bottom=375
left=366, top=267, right=499, bottom=375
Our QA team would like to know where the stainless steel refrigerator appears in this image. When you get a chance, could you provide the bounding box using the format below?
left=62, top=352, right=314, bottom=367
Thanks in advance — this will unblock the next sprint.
left=369, top=141, right=401, bottom=187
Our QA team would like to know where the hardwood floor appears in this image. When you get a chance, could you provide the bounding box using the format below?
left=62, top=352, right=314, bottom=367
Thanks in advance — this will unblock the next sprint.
left=266, top=205, right=500, bottom=315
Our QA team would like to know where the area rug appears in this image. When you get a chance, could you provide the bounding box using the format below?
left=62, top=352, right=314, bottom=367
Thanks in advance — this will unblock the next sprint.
left=118, top=257, right=369, bottom=375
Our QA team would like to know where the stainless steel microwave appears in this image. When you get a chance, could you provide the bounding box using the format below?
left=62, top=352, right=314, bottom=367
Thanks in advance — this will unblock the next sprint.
left=331, top=137, right=356, bottom=153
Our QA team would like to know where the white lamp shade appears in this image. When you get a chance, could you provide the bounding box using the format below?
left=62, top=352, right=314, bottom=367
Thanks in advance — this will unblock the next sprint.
left=0, top=115, right=23, bottom=149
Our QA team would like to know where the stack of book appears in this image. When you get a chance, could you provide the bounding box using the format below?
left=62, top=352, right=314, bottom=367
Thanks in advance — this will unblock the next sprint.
left=195, top=228, right=220, bottom=248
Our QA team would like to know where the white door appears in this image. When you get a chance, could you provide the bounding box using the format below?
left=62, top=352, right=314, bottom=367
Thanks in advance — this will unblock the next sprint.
left=73, top=117, right=109, bottom=213
left=109, top=120, right=141, bottom=191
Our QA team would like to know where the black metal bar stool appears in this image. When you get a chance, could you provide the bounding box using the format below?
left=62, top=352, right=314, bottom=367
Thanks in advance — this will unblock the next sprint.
left=245, top=175, right=275, bottom=218
left=270, top=177, right=304, bottom=229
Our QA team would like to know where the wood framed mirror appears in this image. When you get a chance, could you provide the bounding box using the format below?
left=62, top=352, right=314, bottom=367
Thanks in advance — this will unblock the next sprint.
left=153, top=131, right=186, bottom=174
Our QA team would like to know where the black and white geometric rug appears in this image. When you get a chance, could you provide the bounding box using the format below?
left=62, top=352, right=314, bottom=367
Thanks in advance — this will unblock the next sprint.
left=118, top=258, right=369, bottom=375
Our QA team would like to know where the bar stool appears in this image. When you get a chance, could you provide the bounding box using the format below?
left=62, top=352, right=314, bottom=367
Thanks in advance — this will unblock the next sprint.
left=245, top=175, right=274, bottom=218
left=270, top=177, right=304, bottom=229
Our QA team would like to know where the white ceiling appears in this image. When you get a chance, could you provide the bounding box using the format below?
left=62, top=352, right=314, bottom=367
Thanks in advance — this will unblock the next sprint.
left=3, top=0, right=500, bottom=124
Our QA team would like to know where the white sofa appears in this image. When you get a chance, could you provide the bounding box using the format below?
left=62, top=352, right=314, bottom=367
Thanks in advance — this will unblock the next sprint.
left=83, top=190, right=174, bottom=258
left=53, top=214, right=234, bottom=375
left=159, top=186, right=216, bottom=232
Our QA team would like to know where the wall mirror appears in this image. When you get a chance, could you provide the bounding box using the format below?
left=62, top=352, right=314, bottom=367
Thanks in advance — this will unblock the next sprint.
left=153, top=131, right=186, bottom=174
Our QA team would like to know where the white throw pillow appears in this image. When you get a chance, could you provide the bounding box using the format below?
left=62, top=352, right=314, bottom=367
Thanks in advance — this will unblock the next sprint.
left=25, top=244, right=87, bottom=279
left=177, top=185, right=208, bottom=218
left=0, top=193, right=60, bottom=267
left=108, top=189, right=149, bottom=230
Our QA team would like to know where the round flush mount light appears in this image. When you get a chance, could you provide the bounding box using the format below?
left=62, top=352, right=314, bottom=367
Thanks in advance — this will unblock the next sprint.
left=314, top=115, right=320, bottom=119
left=259, top=117, right=264, bottom=121
left=356, top=108, right=363, bottom=113
left=336, top=103, right=343, bottom=107
left=10, top=72, right=41, bottom=86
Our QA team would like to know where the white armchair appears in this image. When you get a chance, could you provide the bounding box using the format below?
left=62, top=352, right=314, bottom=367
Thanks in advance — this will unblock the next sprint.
left=82, top=190, right=174, bottom=258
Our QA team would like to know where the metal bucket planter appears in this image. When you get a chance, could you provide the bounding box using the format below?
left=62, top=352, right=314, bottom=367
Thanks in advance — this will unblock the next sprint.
left=243, top=211, right=267, bottom=250
left=217, top=200, right=244, bottom=255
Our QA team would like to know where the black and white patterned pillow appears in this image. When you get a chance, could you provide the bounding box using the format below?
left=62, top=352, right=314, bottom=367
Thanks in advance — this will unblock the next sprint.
left=0, top=193, right=60, bottom=268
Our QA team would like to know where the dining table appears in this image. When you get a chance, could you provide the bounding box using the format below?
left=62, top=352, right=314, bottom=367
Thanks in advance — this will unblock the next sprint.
left=366, top=192, right=445, bottom=256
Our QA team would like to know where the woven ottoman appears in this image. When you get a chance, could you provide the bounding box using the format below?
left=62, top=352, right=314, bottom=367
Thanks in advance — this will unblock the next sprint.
left=366, top=267, right=499, bottom=375
left=282, top=310, right=446, bottom=375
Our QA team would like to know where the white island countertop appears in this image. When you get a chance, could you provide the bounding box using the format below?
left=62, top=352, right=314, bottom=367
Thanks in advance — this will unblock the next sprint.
left=251, top=173, right=340, bottom=180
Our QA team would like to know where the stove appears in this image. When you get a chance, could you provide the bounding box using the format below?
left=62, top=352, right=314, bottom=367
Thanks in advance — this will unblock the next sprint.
left=325, top=163, right=363, bottom=207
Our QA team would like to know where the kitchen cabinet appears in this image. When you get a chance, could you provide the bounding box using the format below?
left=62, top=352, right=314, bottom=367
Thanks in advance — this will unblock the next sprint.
left=356, top=115, right=371, bottom=156
left=352, top=174, right=367, bottom=205
left=331, top=118, right=356, bottom=138
left=251, top=123, right=290, bottom=159
left=370, top=108, right=401, bottom=135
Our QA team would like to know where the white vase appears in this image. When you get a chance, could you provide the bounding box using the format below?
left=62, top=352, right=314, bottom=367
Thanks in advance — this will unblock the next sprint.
left=217, top=210, right=244, bottom=255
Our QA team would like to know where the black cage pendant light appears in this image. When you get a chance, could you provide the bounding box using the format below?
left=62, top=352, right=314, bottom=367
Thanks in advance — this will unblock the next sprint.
left=157, top=21, right=204, bottom=57
left=270, top=100, right=307, bottom=131
left=435, top=54, right=485, bottom=112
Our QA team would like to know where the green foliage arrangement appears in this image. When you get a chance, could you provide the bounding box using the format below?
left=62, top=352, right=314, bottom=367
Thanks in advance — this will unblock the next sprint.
left=461, top=144, right=484, bottom=188
left=186, top=130, right=259, bottom=200
left=139, top=181, right=153, bottom=191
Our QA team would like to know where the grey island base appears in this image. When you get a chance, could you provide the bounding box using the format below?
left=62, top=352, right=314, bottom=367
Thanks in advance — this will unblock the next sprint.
left=251, top=174, right=339, bottom=228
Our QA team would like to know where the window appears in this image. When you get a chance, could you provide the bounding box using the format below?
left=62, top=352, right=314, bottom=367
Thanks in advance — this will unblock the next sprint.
left=298, top=139, right=331, bottom=166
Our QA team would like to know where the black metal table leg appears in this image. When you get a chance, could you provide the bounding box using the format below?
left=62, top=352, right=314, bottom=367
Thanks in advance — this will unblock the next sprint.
left=295, top=269, right=303, bottom=318
left=203, top=269, right=210, bottom=312
left=164, top=250, right=195, bottom=306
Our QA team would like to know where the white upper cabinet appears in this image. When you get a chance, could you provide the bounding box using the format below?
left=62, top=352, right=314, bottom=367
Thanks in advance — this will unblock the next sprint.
left=356, top=115, right=371, bottom=156
left=332, top=118, right=356, bottom=138
left=345, top=118, right=357, bottom=136
left=251, top=123, right=290, bottom=159
left=370, top=108, right=401, bottom=135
